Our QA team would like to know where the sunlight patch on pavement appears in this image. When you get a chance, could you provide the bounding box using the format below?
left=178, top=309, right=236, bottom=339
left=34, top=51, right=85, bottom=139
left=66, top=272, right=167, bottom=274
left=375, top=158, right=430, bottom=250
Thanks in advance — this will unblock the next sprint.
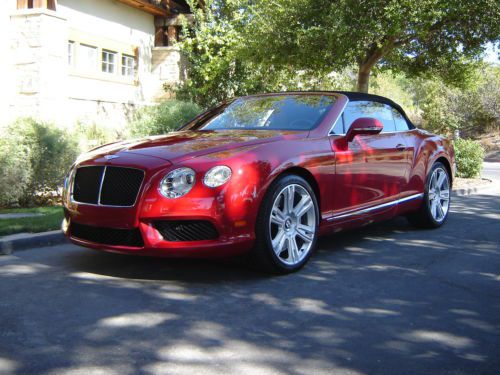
left=401, top=330, right=474, bottom=349
left=149, top=341, right=360, bottom=375
left=151, top=341, right=295, bottom=375
left=342, top=307, right=400, bottom=316
left=478, top=272, right=500, bottom=281
left=47, top=366, right=126, bottom=375
left=71, top=272, right=121, bottom=281
left=361, top=264, right=424, bottom=274
left=291, top=298, right=337, bottom=316
left=251, top=293, right=283, bottom=307
left=98, top=312, right=177, bottom=328
left=0, top=263, right=49, bottom=276
left=0, top=357, right=18, bottom=373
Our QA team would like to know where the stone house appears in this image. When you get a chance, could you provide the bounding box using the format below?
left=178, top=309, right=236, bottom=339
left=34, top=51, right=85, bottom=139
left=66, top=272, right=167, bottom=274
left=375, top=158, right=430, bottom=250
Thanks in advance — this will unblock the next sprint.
left=0, top=0, right=193, bottom=131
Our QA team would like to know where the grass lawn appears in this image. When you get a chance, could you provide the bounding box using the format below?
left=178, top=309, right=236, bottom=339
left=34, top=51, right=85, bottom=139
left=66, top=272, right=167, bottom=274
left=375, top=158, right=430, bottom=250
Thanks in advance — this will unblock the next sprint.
left=0, top=206, right=63, bottom=237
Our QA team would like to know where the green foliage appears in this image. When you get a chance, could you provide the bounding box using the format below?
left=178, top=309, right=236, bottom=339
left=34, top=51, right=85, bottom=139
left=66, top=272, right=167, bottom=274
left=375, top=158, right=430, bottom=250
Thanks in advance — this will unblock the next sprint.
left=0, top=127, right=32, bottom=207
left=73, top=122, right=120, bottom=152
left=176, top=1, right=358, bottom=107
left=128, top=100, right=202, bottom=136
left=414, top=65, right=500, bottom=135
left=0, top=206, right=63, bottom=236
left=179, top=0, right=499, bottom=95
left=454, top=138, right=485, bottom=178
left=0, top=118, right=78, bottom=207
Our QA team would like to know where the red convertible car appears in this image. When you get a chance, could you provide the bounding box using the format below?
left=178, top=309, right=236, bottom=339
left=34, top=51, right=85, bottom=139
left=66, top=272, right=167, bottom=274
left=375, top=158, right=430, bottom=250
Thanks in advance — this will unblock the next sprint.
left=62, top=92, right=455, bottom=273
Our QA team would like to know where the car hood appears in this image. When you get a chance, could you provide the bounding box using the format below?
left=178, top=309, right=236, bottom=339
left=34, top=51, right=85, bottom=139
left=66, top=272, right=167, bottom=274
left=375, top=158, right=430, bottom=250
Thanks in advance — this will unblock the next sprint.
left=83, top=130, right=302, bottom=163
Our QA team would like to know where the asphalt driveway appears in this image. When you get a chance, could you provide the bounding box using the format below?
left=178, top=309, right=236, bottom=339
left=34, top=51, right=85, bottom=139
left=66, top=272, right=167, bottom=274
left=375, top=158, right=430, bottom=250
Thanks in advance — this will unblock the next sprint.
left=1, top=185, right=499, bottom=375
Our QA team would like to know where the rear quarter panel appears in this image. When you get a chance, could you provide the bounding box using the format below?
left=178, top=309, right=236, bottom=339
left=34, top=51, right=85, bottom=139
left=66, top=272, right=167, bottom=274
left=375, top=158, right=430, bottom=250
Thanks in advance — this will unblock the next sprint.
left=401, top=129, right=455, bottom=195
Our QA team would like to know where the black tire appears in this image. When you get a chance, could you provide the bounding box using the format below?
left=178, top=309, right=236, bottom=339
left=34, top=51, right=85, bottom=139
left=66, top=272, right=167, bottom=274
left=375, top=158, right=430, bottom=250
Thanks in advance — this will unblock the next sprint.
left=250, top=174, right=319, bottom=274
left=407, top=162, right=451, bottom=229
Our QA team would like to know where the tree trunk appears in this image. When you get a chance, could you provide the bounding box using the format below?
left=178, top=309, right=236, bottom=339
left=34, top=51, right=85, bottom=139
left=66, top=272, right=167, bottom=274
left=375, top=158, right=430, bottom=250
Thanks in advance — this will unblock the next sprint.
left=356, top=65, right=371, bottom=93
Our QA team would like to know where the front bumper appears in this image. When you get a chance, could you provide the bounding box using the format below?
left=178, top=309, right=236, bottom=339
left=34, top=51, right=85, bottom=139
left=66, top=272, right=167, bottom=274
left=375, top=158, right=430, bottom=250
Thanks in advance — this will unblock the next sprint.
left=63, top=159, right=261, bottom=258
left=63, top=219, right=253, bottom=257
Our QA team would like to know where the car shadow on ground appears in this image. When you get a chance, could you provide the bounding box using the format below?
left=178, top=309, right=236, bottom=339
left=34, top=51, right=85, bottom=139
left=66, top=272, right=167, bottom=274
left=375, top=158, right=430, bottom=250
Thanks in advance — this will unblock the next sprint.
left=57, top=216, right=414, bottom=283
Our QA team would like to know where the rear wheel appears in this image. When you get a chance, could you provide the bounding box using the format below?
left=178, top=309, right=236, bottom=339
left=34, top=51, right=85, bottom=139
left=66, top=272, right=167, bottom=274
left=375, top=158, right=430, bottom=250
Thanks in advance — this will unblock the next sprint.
left=408, top=162, right=451, bottom=228
left=251, top=175, right=319, bottom=274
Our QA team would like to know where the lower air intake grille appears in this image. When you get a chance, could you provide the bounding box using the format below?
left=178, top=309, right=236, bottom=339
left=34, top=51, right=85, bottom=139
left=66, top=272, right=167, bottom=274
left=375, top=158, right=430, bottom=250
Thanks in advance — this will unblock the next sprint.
left=154, top=220, right=219, bottom=242
left=70, top=222, right=144, bottom=247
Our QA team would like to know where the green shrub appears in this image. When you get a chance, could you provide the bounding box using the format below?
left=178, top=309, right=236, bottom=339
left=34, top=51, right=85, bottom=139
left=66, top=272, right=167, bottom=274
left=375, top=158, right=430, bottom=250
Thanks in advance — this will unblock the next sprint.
left=454, top=138, right=485, bottom=178
left=0, top=118, right=79, bottom=207
left=73, top=121, right=120, bottom=152
left=128, top=100, right=202, bottom=137
left=0, top=130, right=32, bottom=206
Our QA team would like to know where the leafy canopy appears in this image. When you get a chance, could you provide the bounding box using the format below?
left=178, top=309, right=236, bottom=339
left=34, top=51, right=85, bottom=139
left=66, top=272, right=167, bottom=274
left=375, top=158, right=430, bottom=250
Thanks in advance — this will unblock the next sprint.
left=241, top=0, right=500, bottom=91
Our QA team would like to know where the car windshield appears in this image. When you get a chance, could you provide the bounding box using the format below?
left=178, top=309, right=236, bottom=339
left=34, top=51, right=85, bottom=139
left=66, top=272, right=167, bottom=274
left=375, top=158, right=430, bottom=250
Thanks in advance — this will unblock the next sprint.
left=199, top=95, right=336, bottom=131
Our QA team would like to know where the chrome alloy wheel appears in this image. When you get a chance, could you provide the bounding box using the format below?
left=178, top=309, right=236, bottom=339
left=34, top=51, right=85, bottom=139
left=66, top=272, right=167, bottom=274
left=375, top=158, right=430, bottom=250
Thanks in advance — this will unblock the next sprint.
left=428, top=167, right=450, bottom=222
left=269, top=184, right=316, bottom=266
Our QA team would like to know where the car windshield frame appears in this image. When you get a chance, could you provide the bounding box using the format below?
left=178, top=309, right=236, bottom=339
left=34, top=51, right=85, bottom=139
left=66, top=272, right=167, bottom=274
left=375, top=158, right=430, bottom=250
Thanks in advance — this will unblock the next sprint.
left=193, top=94, right=337, bottom=132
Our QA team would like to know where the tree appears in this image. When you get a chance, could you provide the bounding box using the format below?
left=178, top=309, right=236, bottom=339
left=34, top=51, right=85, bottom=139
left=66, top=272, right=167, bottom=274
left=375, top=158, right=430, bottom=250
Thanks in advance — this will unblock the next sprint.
left=178, top=0, right=355, bottom=107
left=177, top=0, right=272, bottom=107
left=240, top=0, right=500, bottom=92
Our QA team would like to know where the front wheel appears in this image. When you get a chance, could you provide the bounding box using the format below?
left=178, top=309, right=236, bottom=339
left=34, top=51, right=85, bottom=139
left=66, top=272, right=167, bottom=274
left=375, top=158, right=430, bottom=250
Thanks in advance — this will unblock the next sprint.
left=251, top=175, right=319, bottom=274
left=407, top=162, right=451, bottom=228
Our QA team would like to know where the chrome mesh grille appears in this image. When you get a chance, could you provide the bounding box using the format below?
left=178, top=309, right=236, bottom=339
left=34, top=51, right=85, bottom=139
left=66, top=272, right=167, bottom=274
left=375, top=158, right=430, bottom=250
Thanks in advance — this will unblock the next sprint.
left=72, top=166, right=144, bottom=207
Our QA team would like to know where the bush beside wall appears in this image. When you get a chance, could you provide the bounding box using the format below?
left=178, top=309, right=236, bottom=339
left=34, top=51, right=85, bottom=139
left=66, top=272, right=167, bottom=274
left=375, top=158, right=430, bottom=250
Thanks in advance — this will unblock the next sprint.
left=0, top=101, right=202, bottom=207
left=0, top=118, right=78, bottom=207
left=454, top=138, right=485, bottom=179
left=128, top=100, right=202, bottom=137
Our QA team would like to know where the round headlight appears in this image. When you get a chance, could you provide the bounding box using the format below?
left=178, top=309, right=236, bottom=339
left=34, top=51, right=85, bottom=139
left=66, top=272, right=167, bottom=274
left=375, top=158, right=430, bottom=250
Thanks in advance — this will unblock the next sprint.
left=203, top=166, right=232, bottom=188
left=159, top=167, right=196, bottom=198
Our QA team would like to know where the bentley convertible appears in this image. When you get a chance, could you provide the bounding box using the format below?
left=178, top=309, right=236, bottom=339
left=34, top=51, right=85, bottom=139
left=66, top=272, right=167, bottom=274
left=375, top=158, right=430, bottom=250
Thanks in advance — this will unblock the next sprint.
left=62, top=91, right=455, bottom=273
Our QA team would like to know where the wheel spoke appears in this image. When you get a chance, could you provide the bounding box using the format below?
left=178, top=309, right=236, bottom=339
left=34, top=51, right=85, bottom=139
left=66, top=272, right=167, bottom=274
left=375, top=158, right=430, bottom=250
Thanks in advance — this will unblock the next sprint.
left=272, top=230, right=287, bottom=255
left=288, top=236, right=300, bottom=263
left=431, top=198, right=438, bottom=218
left=437, top=171, right=446, bottom=189
left=440, top=190, right=450, bottom=200
left=283, top=185, right=295, bottom=214
left=293, top=196, right=313, bottom=218
left=436, top=201, right=444, bottom=219
left=431, top=172, right=438, bottom=189
left=296, top=224, right=314, bottom=243
left=271, top=208, right=286, bottom=226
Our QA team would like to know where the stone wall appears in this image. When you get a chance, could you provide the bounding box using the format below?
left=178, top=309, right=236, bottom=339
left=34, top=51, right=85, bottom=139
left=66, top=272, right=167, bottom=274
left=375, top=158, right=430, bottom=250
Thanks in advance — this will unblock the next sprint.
left=9, top=9, right=68, bottom=124
left=150, top=46, right=187, bottom=101
left=3, top=1, right=188, bottom=131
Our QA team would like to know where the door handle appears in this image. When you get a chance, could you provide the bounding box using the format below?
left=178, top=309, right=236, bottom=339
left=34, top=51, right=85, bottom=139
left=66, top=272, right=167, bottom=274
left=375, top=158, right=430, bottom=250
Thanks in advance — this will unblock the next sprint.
left=396, top=144, right=406, bottom=151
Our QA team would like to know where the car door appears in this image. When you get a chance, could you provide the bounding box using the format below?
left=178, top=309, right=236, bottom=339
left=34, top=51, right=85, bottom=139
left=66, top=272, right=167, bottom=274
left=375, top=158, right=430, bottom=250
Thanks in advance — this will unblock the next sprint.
left=392, top=107, right=417, bottom=195
left=332, top=100, right=409, bottom=218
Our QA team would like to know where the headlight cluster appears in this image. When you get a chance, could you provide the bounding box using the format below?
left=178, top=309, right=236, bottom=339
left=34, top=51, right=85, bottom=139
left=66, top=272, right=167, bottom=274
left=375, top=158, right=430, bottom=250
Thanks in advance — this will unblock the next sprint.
left=203, top=166, right=232, bottom=188
left=159, top=166, right=232, bottom=199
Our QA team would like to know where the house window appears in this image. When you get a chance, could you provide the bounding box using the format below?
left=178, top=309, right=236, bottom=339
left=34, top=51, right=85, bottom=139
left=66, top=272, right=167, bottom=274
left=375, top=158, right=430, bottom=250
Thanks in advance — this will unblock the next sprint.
left=102, top=50, right=117, bottom=74
left=68, top=41, right=75, bottom=66
left=122, top=54, right=136, bottom=77
left=78, top=44, right=98, bottom=72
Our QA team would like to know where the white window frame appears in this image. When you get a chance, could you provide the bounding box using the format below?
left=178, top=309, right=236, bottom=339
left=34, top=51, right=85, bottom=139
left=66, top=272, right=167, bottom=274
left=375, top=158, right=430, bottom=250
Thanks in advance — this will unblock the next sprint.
left=77, top=43, right=98, bottom=72
left=101, top=49, right=117, bottom=74
left=121, top=54, right=136, bottom=77
left=68, top=41, right=75, bottom=66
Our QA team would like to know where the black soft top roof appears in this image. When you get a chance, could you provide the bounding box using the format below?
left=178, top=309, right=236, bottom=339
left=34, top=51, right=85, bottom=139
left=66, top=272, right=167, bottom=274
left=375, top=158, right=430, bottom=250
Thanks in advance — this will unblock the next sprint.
left=332, top=91, right=416, bottom=129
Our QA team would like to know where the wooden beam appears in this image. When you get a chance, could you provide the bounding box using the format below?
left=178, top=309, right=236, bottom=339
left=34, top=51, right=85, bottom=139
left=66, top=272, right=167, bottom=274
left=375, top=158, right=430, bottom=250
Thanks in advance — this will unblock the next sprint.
left=167, top=25, right=178, bottom=44
left=115, top=0, right=169, bottom=17
left=33, top=0, right=47, bottom=8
